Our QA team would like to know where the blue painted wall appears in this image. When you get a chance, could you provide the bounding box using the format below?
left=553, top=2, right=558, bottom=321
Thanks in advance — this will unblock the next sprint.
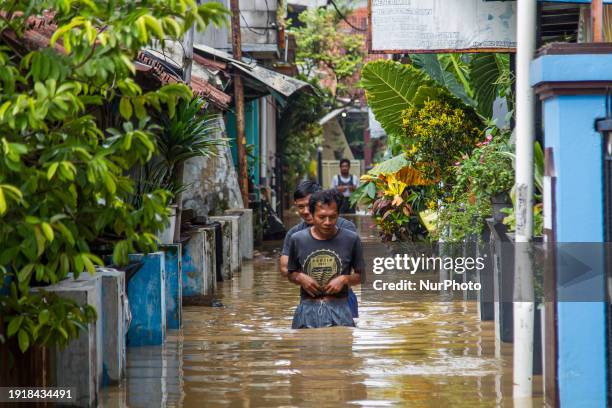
left=182, top=230, right=205, bottom=297
left=532, top=53, right=611, bottom=407
left=127, top=252, right=166, bottom=346
left=161, top=244, right=182, bottom=330
left=225, top=99, right=260, bottom=182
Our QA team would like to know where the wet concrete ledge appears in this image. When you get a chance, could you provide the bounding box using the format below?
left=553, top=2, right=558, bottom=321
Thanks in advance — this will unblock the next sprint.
left=34, top=277, right=101, bottom=407
left=127, top=252, right=166, bottom=347
left=182, top=227, right=216, bottom=297
left=161, top=244, right=182, bottom=330
left=225, top=208, right=254, bottom=260
left=209, top=215, right=242, bottom=276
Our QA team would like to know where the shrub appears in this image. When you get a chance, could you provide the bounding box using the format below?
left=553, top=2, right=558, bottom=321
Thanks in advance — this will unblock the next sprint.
left=401, top=97, right=483, bottom=187
left=0, top=0, right=228, bottom=353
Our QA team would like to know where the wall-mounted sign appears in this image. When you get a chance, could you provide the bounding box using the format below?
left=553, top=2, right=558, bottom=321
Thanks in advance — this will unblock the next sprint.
left=368, top=0, right=517, bottom=54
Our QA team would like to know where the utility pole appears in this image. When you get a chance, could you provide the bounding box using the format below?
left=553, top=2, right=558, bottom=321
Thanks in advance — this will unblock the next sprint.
left=173, top=24, right=195, bottom=243
left=513, top=0, right=536, bottom=404
left=230, top=0, right=250, bottom=208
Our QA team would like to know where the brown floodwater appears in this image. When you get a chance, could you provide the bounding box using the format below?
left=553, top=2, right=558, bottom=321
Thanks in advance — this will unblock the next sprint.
left=100, top=215, right=542, bottom=408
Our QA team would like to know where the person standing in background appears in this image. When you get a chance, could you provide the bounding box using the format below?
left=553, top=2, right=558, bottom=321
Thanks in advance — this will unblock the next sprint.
left=332, top=159, right=358, bottom=214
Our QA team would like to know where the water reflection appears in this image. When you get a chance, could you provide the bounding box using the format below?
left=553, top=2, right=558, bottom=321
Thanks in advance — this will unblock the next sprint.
left=100, top=215, right=542, bottom=407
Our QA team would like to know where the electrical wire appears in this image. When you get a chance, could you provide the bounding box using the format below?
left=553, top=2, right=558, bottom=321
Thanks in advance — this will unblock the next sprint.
left=328, top=0, right=367, bottom=32
left=240, top=11, right=270, bottom=36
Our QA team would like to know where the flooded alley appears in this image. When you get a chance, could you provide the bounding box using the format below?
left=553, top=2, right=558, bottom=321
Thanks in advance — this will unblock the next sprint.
left=100, top=216, right=542, bottom=408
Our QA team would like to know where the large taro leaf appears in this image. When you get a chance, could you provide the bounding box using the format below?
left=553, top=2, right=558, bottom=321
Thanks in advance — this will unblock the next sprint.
left=469, top=53, right=506, bottom=119
left=369, top=154, right=410, bottom=176
left=410, top=54, right=474, bottom=107
left=360, top=60, right=437, bottom=137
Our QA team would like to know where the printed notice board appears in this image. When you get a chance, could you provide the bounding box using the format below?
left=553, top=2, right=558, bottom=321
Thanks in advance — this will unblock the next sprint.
left=368, top=0, right=517, bottom=53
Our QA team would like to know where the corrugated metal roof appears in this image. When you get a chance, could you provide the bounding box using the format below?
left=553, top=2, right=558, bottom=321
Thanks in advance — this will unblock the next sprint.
left=136, top=52, right=232, bottom=110
left=193, top=43, right=312, bottom=101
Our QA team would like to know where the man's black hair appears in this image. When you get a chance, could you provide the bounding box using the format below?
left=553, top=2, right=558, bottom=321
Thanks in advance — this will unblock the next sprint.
left=294, top=180, right=321, bottom=200
left=308, top=189, right=341, bottom=216
left=339, top=158, right=351, bottom=167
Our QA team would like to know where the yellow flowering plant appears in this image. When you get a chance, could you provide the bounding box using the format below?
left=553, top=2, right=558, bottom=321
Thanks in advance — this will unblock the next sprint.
left=401, top=97, right=483, bottom=191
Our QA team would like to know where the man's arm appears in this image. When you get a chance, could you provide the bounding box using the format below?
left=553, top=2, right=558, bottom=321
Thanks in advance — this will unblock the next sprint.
left=278, top=227, right=294, bottom=277
left=323, top=273, right=361, bottom=294
left=288, top=271, right=321, bottom=297
left=286, top=235, right=321, bottom=296
left=348, top=175, right=358, bottom=192
left=279, top=255, right=289, bottom=278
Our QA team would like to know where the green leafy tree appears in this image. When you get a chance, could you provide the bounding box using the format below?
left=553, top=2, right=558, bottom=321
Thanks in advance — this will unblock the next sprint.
left=0, top=0, right=228, bottom=352
left=277, top=92, right=324, bottom=194
left=290, top=5, right=366, bottom=104
left=277, top=4, right=366, bottom=188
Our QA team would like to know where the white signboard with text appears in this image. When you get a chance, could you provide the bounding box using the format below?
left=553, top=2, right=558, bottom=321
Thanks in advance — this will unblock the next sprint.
left=369, top=0, right=517, bottom=53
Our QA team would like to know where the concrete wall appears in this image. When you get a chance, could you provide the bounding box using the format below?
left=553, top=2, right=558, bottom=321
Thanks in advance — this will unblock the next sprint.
left=203, top=226, right=217, bottom=293
left=531, top=52, right=611, bottom=407
left=69, top=274, right=104, bottom=391
left=96, top=268, right=127, bottom=385
left=209, top=215, right=242, bottom=275
left=182, top=228, right=216, bottom=297
left=127, top=252, right=166, bottom=347
left=208, top=218, right=233, bottom=280
left=42, top=278, right=101, bottom=407
left=225, top=208, right=254, bottom=260
left=321, top=117, right=354, bottom=161
left=195, top=0, right=278, bottom=54
left=182, top=115, right=244, bottom=217
left=161, top=244, right=182, bottom=330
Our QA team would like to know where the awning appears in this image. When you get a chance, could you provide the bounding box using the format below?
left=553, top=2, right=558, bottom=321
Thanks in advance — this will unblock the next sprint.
left=193, top=44, right=313, bottom=106
left=136, top=51, right=231, bottom=110
left=318, top=108, right=346, bottom=126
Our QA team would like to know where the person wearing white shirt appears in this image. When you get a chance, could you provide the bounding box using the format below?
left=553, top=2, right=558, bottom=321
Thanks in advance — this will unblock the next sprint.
left=331, top=159, right=358, bottom=214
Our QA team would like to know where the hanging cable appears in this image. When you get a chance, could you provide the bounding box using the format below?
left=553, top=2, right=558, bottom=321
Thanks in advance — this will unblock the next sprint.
left=240, top=11, right=270, bottom=36
left=328, top=0, right=367, bottom=32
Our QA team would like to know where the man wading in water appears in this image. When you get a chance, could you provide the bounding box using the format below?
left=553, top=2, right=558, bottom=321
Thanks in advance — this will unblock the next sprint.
left=279, top=181, right=359, bottom=318
left=286, top=190, right=364, bottom=329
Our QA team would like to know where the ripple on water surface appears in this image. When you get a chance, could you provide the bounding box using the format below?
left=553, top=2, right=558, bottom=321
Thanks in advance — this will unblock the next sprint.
left=100, top=216, right=541, bottom=408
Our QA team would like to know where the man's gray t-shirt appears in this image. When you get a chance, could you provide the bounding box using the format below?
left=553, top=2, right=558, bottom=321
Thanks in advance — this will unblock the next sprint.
left=281, top=217, right=356, bottom=256
left=287, top=227, right=365, bottom=299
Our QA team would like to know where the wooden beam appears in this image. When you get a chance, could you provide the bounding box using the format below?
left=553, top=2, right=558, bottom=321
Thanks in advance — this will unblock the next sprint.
left=592, top=0, right=604, bottom=42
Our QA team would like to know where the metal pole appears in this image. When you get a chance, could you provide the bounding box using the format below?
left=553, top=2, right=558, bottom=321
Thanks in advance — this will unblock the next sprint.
left=317, top=146, right=323, bottom=186
left=230, top=0, right=250, bottom=208
left=513, top=0, right=537, bottom=403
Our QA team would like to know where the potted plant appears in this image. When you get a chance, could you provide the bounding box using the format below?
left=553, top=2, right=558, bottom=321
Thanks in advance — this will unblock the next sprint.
left=129, top=163, right=183, bottom=245
left=154, top=98, right=227, bottom=242
left=434, top=128, right=514, bottom=243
